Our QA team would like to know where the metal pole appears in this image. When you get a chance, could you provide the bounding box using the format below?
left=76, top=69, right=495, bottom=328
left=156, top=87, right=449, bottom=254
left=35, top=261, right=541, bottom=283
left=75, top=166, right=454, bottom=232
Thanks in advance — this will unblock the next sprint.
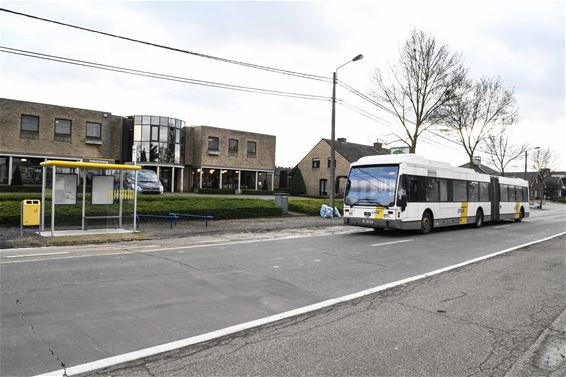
left=81, top=169, right=86, bottom=230
left=119, top=170, right=123, bottom=228
left=51, top=165, right=56, bottom=237
left=238, top=170, right=241, bottom=193
left=171, top=167, right=175, bottom=193
left=41, top=166, right=46, bottom=232
left=524, top=150, right=527, bottom=181
left=330, top=71, right=337, bottom=217
left=133, top=169, right=138, bottom=231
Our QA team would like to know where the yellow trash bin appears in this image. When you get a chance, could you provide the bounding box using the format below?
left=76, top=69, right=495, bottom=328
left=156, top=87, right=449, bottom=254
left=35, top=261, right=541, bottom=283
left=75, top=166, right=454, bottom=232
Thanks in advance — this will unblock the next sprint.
left=21, top=200, right=41, bottom=226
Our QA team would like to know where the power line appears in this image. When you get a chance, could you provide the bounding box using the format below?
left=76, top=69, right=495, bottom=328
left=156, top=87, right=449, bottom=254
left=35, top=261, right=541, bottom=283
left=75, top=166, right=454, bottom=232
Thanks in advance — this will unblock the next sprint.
left=0, top=7, right=332, bottom=82
left=0, top=46, right=331, bottom=102
left=336, top=99, right=477, bottom=156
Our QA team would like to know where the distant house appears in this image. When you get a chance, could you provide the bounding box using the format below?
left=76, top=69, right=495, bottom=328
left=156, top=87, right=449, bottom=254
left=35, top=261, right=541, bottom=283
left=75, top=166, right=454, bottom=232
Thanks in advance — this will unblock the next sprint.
left=458, top=157, right=499, bottom=175
left=295, top=138, right=389, bottom=197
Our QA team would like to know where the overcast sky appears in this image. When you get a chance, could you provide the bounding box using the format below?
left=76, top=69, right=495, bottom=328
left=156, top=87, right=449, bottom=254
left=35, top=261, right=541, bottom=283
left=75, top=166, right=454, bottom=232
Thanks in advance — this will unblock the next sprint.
left=1, top=0, right=564, bottom=170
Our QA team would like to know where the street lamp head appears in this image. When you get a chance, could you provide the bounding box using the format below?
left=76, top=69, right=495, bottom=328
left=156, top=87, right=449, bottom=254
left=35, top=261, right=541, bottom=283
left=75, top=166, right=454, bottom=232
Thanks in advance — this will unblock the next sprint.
left=352, top=54, right=364, bottom=62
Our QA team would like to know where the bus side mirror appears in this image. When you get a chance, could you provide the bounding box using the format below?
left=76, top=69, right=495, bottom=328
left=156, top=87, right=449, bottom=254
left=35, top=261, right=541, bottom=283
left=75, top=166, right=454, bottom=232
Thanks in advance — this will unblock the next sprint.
left=398, top=194, right=407, bottom=211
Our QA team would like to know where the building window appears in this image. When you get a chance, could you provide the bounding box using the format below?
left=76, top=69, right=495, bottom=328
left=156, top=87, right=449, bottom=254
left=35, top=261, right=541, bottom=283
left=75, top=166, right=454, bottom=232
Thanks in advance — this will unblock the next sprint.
left=151, top=125, right=159, bottom=141
left=312, top=158, right=320, bottom=169
left=208, top=136, right=219, bottom=152
left=229, top=139, right=239, bottom=153
left=55, top=119, right=72, bottom=136
left=21, top=115, right=39, bottom=133
left=247, top=141, right=257, bottom=156
left=86, top=122, right=102, bottom=139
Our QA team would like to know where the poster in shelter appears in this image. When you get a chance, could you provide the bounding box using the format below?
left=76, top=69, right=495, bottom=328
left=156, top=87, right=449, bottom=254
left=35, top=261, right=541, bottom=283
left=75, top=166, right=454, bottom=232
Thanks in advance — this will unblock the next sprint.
left=54, top=174, right=77, bottom=205
left=92, top=175, right=114, bottom=205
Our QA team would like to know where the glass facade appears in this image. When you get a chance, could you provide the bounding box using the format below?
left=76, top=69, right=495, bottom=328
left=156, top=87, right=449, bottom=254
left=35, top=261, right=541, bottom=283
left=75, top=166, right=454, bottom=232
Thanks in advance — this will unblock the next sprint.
left=131, top=115, right=185, bottom=164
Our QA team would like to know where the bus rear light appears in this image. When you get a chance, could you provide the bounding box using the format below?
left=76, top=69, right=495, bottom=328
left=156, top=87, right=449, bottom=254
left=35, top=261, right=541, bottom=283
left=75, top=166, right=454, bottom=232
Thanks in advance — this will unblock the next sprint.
left=387, top=211, right=394, bottom=215
left=397, top=212, right=401, bottom=218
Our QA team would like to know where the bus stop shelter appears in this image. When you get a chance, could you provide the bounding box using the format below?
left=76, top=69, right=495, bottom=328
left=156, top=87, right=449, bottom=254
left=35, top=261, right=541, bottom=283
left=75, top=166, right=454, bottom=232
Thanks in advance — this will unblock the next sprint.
left=39, top=160, right=141, bottom=237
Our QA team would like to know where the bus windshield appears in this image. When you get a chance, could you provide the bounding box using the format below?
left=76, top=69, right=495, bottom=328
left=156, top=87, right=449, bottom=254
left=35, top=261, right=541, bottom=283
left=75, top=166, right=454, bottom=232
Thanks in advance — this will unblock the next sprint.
left=345, top=165, right=399, bottom=207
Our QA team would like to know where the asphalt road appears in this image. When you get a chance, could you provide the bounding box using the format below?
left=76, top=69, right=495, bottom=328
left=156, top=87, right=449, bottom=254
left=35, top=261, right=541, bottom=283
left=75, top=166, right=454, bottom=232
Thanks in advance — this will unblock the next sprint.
left=93, top=235, right=566, bottom=377
left=1, top=206, right=565, bottom=376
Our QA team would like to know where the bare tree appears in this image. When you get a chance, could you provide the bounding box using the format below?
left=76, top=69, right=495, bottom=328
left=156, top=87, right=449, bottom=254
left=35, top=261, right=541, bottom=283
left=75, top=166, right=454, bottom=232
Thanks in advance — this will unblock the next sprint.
left=440, top=76, right=518, bottom=165
left=531, top=148, right=556, bottom=209
left=483, top=124, right=528, bottom=176
left=370, top=29, right=466, bottom=152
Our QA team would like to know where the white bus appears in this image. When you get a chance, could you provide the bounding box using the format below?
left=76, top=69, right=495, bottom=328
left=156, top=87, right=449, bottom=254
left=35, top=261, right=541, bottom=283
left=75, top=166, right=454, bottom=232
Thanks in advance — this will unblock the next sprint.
left=343, top=154, right=529, bottom=234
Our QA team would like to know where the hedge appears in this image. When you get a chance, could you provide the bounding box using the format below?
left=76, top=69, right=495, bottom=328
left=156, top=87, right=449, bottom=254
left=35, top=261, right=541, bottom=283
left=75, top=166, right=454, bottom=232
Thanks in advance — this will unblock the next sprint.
left=0, top=185, right=43, bottom=193
left=0, top=195, right=282, bottom=225
left=197, top=188, right=236, bottom=195
left=288, top=198, right=344, bottom=216
left=241, top=190, right=274, bottom=195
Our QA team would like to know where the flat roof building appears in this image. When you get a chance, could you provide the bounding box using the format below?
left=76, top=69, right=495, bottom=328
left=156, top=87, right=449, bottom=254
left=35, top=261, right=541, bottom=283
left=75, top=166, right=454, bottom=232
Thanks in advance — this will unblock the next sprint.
left=0, top=98, right=276, bottom=193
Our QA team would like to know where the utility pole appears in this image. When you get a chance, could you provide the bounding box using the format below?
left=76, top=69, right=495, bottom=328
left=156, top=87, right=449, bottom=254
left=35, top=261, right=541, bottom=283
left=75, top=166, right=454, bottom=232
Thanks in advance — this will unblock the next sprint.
left=330, top=54, right=363, bottom=217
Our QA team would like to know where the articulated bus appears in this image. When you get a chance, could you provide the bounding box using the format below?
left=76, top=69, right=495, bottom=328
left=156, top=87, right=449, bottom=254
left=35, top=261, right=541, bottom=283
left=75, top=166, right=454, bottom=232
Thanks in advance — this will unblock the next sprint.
left=343, top=154, right=529, bottom=234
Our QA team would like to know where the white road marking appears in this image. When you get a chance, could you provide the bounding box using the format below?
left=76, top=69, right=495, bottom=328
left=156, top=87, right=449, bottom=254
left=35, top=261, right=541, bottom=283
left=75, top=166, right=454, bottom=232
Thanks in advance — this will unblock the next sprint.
left=4, top=251, right=69, bottom=258
left=1, top=230, right=361, bottom=265
left=495, top=225, right=510, bottom=229
left=34, top=230, right=566, bottom=377
left=371, top=239, right=413, bottom=247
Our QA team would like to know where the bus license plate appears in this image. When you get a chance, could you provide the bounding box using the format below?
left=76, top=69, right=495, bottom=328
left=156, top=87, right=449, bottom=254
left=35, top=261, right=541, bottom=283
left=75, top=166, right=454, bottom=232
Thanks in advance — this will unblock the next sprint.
left=362, top=219, right=373, bottom=224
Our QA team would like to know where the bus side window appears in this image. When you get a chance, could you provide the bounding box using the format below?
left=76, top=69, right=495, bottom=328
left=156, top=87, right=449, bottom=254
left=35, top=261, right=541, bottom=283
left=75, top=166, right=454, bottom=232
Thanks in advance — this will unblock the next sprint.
left=407, top=176, right=419, bottom=202
left=509, top=186, right=516, bottom=201
left=479, top=182, right=490, bottom=202
left=468, top=181, right=479, bottom=202
left=500, top=184, right=508, bottom=201
left=426, top=178, right=440, bottom=202
left=439, top=179, right=448, bottom=202
left=453, top=180, right=467, bottom=202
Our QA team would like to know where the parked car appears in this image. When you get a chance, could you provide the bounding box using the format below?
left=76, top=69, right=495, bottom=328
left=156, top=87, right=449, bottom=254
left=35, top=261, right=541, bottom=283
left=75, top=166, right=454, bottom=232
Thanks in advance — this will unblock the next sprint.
left=124, top=169, right=164, bottom=194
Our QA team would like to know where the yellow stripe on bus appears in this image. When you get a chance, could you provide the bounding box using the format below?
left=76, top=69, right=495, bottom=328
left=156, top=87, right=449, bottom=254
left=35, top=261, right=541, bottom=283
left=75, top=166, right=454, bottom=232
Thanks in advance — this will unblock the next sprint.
left=459, top=202, right=469, bottom=224
left=514, top=201, right=521, bottom=219
left=374, top=206, right=384, bottom=219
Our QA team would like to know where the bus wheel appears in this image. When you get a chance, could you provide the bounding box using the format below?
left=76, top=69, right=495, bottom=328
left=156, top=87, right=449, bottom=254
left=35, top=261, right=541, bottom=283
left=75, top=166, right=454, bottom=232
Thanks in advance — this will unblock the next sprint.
left=515, top=207, right=524, bottom=222
left=420, top=211, right=433, bottom=234
left=474, top=209, right=484, bottom=228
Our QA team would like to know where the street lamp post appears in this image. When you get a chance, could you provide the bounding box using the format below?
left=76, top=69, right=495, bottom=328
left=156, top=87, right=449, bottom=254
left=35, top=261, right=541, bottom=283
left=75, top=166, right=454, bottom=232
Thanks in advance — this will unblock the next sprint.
left=524, top=146, right=540, bottom=180
left=330, top=54, right=363, bottom=217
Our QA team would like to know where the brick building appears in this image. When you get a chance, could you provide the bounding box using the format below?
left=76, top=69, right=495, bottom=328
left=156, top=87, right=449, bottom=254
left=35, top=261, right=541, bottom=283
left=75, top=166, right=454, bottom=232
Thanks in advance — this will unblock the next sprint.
left=186, top=126, right=276, bottom=192
left=0, top=98, right=276, bottom=193
left=0, top=98, right=122, bottom=185
left=295, top=138, right=389, bottom=197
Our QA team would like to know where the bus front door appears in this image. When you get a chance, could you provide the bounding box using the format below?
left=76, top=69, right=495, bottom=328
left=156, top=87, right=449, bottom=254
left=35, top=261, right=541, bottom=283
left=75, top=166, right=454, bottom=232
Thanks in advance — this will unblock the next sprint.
left=491, top=176, right=500, bottom=221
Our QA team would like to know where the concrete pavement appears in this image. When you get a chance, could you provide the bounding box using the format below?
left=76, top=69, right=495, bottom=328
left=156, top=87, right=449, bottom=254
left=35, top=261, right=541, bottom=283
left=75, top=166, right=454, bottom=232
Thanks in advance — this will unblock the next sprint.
left=90, top=236, right=566, bottom=377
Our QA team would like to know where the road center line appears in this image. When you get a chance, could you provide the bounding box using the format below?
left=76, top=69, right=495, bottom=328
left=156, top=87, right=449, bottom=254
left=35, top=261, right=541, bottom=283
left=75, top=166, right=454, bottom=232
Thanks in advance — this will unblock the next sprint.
left=371, top=239, right=413, bottom=247
left=495, top=225, right=510, bottom=229
left=5, top=251, right=69, bottom=258
left=34, top=230, right=566, bottom=377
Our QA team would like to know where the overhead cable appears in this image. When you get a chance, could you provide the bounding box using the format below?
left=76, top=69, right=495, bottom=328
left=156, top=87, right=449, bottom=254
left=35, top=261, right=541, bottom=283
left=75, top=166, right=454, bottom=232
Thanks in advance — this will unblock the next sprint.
left=0, top=46, right=331, bottom=102
left=0, top=7, right=332, bottom=82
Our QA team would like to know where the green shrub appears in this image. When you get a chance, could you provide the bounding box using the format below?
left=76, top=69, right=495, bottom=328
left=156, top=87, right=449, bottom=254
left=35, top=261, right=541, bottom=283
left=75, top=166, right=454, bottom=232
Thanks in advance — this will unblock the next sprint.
left=288, top=198, right=344, bottom=216
left=241, top=190, right=274, bottom=195
left=288, top=167, right=306, bottom=195
left=0, top=195, right=282, bottom=225
left=197, top=188, right=236, bottom=195
left=0, top=185, right=42, bottom=193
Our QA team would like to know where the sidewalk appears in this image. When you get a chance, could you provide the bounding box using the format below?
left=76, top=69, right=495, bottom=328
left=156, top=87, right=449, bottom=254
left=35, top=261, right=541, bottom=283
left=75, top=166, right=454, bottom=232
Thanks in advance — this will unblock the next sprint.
left=0, top=215, right=344, bottom=249
left=88, top=236, right=565, bottom=377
